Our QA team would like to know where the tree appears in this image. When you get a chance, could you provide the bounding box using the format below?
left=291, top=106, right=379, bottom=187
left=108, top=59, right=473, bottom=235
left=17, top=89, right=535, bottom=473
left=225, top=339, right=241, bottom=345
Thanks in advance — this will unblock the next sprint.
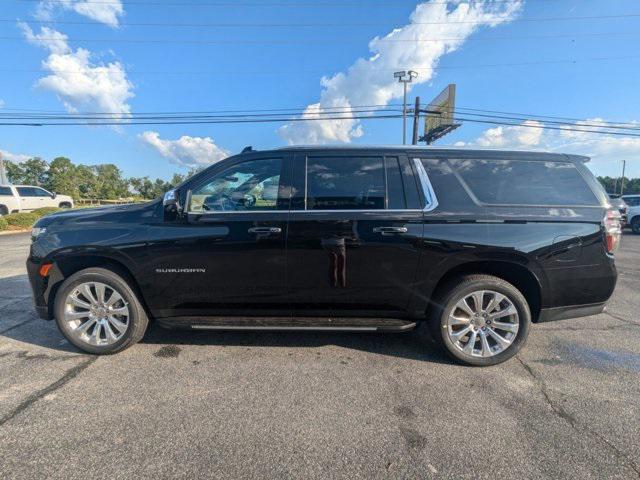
left=3, top=160, right=23, bottom=184
left=46, top=157, right=81, bottom=200
left=92, top=164, right=129, bottom=199
left=20, top=157, right=49, bottom=185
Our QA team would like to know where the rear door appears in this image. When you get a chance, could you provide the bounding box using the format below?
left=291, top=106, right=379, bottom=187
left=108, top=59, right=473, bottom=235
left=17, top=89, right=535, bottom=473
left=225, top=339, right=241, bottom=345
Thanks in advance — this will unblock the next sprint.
left=285, top=151, right=424, bottom=318
left=142, top=153, right=292, bottom=319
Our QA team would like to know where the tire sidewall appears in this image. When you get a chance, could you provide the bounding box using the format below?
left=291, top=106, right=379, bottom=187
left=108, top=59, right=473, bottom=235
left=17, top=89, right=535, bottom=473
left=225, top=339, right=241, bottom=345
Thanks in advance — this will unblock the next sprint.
left=437, top=279, right=531, bottom=366
left=632, top=218, right=640, bottom=234
left=54, top=269, right=143, bottom=354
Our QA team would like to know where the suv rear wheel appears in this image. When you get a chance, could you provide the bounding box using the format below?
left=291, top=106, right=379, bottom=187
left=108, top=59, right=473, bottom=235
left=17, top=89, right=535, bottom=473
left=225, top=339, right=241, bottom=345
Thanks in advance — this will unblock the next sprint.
left=54, top=267, right=149, bottom=354
left=425, top=274, right=531, bottom=366
left=631, top=216, right=640, bottom=234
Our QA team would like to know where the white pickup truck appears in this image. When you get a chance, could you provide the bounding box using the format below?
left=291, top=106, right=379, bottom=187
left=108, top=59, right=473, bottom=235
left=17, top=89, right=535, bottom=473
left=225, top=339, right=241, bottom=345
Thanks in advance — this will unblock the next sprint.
left=0, top=185, right=74, bottom=215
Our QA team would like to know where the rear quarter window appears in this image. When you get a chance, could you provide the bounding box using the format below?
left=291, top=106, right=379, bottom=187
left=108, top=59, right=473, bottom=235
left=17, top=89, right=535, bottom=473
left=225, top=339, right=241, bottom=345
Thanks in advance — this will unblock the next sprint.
left=448, top=158, right=599, bottom=206
left=0, top=187, right=12, bottom=196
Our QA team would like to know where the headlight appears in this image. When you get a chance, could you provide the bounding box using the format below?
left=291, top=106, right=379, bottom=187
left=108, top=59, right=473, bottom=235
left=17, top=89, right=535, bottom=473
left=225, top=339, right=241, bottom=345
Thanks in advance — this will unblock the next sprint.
left=31, top=227, right=47, bottom=240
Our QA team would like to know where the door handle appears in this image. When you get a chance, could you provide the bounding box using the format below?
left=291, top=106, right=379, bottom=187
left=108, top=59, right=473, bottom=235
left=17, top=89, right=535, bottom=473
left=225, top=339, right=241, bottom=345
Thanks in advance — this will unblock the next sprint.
left=373, top=226, right=408, bottom=234
left=248, top=227, right=282, bottom=234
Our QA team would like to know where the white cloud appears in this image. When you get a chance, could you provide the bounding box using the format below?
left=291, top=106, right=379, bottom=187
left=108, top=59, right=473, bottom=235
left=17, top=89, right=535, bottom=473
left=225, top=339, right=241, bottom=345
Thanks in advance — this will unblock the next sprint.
left=20, top=23, right=133, bottom=119
left=0, top=149, right=32, bottom=163
left=279, top=0, right=523, bottom=145
left=36, top=0, right=124, bottom=28
left=139, top=131, right=229, bottom=169
left=457, top=119, right=640, bottom=177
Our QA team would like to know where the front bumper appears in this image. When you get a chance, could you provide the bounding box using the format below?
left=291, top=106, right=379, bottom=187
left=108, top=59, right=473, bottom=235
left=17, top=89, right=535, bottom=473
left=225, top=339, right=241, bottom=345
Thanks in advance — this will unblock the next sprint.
left=26, top=257, right=63, bottom=320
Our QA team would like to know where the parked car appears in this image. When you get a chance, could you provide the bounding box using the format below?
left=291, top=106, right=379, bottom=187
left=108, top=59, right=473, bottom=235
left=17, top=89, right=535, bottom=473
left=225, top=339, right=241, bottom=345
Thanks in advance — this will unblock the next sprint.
left=622, top=194, right=640, bottom=233
left=27, top=147, right=619, bottom=366
left=0, top=185, right=74, bottom=215
left=608, top=194, right=628, bottom=227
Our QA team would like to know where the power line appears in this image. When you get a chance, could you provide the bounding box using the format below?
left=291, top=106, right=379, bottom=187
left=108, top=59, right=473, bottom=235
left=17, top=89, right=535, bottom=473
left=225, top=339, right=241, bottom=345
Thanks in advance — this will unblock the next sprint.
left=2, top=54, right=639, bottom=77
left=5, top=31, right=639, bottom=46
left=7, top=13, right=640, bottom=26
left=2, top=103, right=638, bottom=130
left=2, top=110, right=640, bottom=138
left=7, top=0, right=590, bottom=8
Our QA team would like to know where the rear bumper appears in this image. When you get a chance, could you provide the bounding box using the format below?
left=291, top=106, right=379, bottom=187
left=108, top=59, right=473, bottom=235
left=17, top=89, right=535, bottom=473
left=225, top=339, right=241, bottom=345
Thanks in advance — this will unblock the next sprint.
left=538, top=302, right=606, bottom=323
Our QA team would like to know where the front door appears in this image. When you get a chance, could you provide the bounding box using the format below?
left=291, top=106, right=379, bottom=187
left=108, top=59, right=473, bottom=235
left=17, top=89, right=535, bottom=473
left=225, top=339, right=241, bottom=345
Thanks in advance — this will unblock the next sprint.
left=285, top=153, right=424, bottom=319
left=142, top=154, right=292, bottom=319
left=15, top=187, right=40, bottom=211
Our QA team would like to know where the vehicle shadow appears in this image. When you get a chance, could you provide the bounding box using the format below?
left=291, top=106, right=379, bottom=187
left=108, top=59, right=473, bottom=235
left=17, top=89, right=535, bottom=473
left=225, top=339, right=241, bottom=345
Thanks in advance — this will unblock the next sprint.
left=141, top=323, right=453, bottom=365
left=0, top=274, right=452, bottom=364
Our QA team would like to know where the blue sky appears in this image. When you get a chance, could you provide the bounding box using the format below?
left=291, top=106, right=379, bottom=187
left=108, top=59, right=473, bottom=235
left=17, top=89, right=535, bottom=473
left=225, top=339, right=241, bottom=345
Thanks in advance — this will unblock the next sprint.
left=1, top=0, right=639, bottom=180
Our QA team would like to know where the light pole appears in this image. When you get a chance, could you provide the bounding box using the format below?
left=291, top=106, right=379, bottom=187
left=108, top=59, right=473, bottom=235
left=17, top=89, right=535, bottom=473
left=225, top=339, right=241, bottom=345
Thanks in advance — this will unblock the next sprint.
left=394, top=70, right=418, bottom=144
left=0, top=151, right=7, bottom=184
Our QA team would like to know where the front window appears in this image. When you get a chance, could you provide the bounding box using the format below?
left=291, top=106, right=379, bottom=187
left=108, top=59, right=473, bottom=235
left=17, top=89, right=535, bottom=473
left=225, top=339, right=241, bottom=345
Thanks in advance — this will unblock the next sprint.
left=188, top=158, right=282, bottom=212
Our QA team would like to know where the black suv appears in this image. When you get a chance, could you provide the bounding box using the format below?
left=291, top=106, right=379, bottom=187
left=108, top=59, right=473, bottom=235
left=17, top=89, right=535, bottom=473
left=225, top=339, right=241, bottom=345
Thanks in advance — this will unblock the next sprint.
left=27, top=147, right=620, bottom=366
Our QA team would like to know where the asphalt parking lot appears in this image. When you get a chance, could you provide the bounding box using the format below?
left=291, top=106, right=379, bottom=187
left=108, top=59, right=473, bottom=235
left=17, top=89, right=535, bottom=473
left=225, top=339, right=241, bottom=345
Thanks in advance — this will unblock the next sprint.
left=1, top=232, right=639, bottom=479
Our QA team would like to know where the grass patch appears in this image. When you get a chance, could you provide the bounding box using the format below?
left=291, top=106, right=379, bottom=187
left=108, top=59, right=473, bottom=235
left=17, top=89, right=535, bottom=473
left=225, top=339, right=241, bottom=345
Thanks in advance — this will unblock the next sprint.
left=3, top=212, right=39, bottom=230
left=0, top=217, right=8, bottom=231
left=32, top=207, right=62, bottom=218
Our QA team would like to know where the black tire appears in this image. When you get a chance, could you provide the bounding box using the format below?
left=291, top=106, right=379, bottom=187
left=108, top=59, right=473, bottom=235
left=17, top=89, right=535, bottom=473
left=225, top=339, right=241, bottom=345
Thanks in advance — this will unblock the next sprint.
left=59, top=202, right=72, bottom=209
left=0, top=205, right=8, bottom=216
left=54, top=267, right=149, bottom=354
left=631, top=217, right=640, bottom=234
left=420, top=274, right=531, bottom=366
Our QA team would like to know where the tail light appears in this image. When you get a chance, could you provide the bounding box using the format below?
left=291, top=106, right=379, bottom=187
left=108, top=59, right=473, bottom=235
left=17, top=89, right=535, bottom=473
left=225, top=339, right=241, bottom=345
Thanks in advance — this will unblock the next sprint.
left=604, top=209, right=622, bottom=254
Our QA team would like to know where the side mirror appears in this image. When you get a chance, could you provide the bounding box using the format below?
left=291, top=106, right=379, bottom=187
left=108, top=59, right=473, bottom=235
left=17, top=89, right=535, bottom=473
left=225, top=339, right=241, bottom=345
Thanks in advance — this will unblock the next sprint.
left=51, top=192, right=57, bottom=199
left=163, top=189, right=181, bottom=221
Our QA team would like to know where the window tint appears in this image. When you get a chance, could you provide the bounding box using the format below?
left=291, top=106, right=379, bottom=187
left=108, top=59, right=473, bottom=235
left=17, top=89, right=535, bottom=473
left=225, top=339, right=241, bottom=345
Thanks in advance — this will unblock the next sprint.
left=33, top=187, right=51, bottom=197
left=449, top=159, right=598, bottom=206
left=624, top=196, right=640, bottom=207
left=16, top=187, right=37, bottom=197
left=0, top=187, right=12, bottom=196
left=419, top=158, right=473, bottom=211
left=306, top=156, right=384, bottom=210
left=189, top=158, right=282, bottom=212
left=385, top=157, right=406, bottom=209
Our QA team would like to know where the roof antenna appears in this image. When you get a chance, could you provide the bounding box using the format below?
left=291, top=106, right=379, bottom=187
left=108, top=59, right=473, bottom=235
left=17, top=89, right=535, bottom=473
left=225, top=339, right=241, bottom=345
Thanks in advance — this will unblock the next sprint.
left=241, top=146, right=253, bottom=153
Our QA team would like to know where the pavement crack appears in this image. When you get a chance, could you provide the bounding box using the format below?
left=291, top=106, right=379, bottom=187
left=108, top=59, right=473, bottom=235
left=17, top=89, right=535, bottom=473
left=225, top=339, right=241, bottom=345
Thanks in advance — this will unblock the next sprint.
left=604, top=311, right=640, bottom=327
left=0, top=356, right=97, bottom=427
left=516, top=355, right=640, bottom=478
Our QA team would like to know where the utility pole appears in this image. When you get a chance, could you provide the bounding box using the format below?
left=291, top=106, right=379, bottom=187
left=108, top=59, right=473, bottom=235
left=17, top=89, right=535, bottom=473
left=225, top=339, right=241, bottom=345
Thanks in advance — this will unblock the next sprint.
left=412, top=96, right=420, bottom=145
left=620, top=160, right=627, bottom=195
left=394, top=70, right=418, bottom=144
left=0, top=151, right=7, bottom=184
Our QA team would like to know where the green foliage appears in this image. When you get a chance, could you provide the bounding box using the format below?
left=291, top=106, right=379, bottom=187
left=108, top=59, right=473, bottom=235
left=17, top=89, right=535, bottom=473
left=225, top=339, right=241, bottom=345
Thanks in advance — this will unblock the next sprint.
left=598, top=176, right=640, bottom=195
left=4, top=212, right=39, bottom=229
left=0, top=217, right=8, bottom=231
left=5, top=157, right=49, bottom=186
left=32, top=207, right=61, bottom=218
left=46, top=157, right=81, bottom=200
left=3, top=155, right=202, bottom=201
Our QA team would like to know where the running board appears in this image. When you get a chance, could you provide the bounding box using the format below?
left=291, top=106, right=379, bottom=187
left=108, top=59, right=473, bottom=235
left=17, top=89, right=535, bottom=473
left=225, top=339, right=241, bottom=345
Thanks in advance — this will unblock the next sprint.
left=157, top=316, right=417, bottom=332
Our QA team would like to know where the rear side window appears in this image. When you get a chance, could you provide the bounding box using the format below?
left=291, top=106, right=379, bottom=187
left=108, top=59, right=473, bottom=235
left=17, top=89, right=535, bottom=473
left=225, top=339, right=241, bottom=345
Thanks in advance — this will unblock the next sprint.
left=449, top=159, right=598, bottom=206
left=306, top=156, right=385, bottom=210
left=624, top=197, right=640, bottom=207
left=0, top=187, right=12, bottom=196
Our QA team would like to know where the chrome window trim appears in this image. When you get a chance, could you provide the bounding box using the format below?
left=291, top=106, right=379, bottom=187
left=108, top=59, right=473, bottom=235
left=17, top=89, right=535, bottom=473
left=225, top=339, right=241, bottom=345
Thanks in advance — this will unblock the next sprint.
left=188, top=209, right=423, bottom=215
left=412, top=157, right=439, bottom=212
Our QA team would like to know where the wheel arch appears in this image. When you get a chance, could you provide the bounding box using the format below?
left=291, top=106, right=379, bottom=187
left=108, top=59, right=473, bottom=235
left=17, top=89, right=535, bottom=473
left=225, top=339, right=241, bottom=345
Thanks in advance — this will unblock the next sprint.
left=47, top=254, right=152, bottom=321
left=426, top=260, right=543, bottom=323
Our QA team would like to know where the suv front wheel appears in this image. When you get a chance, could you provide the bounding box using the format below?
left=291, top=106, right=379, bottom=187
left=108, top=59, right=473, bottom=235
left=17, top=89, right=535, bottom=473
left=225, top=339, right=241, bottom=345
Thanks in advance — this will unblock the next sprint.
left=54, top=267, right=149, bottom=354
left=426, top=274, right=531, bottom=366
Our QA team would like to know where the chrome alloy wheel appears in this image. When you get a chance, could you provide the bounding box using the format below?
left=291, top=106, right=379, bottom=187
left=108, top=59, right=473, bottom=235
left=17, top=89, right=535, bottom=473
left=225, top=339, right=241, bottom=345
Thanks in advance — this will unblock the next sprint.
left=446, top=290, right=519, bottom=358
left=63, top=282, right=130, bottom=346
